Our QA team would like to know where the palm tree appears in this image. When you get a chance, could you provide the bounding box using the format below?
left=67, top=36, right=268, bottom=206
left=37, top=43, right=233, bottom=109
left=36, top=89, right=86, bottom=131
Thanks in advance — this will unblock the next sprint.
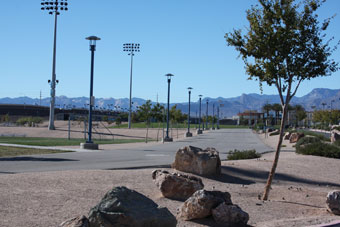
left=272, top=103, right=282, bottom=125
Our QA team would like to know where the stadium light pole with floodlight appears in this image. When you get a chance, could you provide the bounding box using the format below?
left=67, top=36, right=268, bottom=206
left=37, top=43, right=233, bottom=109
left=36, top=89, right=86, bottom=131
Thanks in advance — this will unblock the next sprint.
left=123, top=43, right=140, bottom=129
left=41, top=0, right=69, bottom=130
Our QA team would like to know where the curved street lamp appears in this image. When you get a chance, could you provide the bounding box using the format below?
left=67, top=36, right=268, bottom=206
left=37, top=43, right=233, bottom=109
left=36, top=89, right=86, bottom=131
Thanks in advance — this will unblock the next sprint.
left=164, top=73, right=174, bottom=142
left=197, top=95, right=203, bottom=134
left=80, top=36, right=100, bottom=150
left=186, top=87, right=193, bottom=137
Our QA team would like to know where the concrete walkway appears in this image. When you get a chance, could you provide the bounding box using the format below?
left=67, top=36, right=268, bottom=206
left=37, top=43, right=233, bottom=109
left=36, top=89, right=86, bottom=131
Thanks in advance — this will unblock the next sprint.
left=0, top=129, right=272, bottom=173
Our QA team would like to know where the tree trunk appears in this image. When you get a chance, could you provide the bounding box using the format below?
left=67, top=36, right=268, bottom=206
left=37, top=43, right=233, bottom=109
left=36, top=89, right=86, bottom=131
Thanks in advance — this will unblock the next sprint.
left=262, top=104, right=288, bottom=200
left=145, top=121, right=149, bottom=143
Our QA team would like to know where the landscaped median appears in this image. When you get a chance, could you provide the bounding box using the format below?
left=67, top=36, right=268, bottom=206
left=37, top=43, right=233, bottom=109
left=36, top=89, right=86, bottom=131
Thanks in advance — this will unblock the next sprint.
left=0, top=146, right=74, bottom=157
left=0, top=137, right=146, bottom=146
left=0, top=137, right=147, bottom=157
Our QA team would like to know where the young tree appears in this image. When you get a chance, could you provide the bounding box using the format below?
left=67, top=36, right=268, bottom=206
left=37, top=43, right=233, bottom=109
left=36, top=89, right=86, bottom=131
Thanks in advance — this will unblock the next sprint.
left=137, top=100, right=152, bottom=142
left=151, top=103, right=165, bottom=141
left=226, top=0, right=338, bottom=200
left=294, top=104, right=307, bottom=126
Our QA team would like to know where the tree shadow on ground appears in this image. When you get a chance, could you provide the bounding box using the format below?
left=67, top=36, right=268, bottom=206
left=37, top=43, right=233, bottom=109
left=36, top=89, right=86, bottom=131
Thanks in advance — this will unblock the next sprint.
left=190, top=216, right=254, bottom=227
left=222, top=166, right=340, bottom=188
left=0, top=157, right=77, bottom=162
left=205, top=169, right=256, bottom=185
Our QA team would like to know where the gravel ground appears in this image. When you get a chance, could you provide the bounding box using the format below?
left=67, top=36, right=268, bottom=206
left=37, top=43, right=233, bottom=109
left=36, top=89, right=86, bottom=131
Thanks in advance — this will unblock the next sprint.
left=1, top=151, right=340, bottom=227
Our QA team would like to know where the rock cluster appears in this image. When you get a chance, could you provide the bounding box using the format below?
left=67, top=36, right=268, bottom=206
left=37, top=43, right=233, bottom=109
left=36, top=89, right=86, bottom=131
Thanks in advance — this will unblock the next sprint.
left=177, top=189, right=249, bottom=226
left=152, top=169, right=204, bottom=201
left=172, top=146, right=221, bottom=176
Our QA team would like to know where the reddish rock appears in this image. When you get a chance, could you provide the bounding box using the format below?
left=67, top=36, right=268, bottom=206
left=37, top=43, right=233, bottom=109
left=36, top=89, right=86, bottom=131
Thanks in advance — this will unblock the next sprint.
left=177, top=189, right=232, bottom=220
left=289, top=132, right=304, bottom=143
left=152, top=169, right=204, bottom=201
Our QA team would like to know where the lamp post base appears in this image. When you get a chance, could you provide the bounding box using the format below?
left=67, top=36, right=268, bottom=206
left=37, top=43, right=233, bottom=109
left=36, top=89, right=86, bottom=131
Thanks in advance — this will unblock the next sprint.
left=163, top=137, right=173, bottom=142
left=197, top=129, right=203, bottom=134
left=185, top=132, right=193, bottom=137
left=80, top=142, right=99, bottom=150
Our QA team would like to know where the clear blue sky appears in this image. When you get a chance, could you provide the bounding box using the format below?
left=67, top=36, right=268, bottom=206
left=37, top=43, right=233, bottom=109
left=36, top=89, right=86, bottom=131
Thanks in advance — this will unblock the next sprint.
left=1, top=0, right=339, bottom=103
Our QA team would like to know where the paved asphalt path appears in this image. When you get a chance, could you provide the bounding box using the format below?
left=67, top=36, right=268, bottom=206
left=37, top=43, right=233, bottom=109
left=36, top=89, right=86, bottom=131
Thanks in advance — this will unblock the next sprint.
left=0, top=129, right=272, bottom=174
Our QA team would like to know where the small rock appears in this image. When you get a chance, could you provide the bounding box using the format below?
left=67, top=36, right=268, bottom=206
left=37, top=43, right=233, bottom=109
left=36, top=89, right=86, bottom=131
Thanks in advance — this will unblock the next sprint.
left=152, top=169, right=204, bottom=201
left=177, top=189, right=232, bottom=220
left=212, top=203, right=249, bottom=227
left=326, top=190, right=340, bottom=215
left=59, top=215, right=89, bottom=227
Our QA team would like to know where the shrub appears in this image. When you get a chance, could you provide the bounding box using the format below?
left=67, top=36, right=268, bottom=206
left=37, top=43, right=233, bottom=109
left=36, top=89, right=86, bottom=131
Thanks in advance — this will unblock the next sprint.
left=269, top=130, right=280, bottom=136
left=298, top=130, right=330, bottom=142
left=16, top=117, right=43, bottom=126
left=296, top=141, right=340, bottom=159
left=227, top=149, right=261, bottom=160
left=296, top=136, right=321, bottom=148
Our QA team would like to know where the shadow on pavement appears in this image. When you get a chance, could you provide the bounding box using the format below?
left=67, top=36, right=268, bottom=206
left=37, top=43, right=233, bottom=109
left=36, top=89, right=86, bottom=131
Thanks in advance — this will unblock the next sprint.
left=0, top=157, right=78, bottom=162
left=223, top=166, right=340, bottom=188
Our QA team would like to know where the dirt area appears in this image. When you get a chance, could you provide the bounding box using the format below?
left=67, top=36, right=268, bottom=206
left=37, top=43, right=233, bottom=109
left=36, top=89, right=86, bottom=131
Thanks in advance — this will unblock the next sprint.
left=0, top=127, right=339, bottom=226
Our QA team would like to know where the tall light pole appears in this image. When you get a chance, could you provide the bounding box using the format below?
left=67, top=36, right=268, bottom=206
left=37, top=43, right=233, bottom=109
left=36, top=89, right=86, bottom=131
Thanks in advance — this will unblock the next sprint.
left=41, top=0, right=69, bottom=130
left=164, top=74, right=174, bottom=142
left=212, top=103, right=215, bottom=130
left=80, top=36, right=100, bottom=150
left=186, top=87, right=193, bottom=137
left=206, top=99, right=209, bottom=130
left=123, top=43, right=140, bottom=129
left=197, top=95, right=203, bottom=134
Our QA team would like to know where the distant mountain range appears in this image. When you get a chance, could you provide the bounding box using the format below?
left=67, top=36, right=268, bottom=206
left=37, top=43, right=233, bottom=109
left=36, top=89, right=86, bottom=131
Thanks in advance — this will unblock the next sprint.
left=1, top=88, right=339, bottom=117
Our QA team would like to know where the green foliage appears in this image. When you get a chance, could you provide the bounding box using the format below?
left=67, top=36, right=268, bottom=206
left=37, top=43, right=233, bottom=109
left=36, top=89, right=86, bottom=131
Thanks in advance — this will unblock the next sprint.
left=136, top=100, right=152, bottom=125
left=298, top=130, right=330, bottom=141
left=16, top=117, right=43, bottom=126
left=296, top=142, right=340, bottom=159
left=313, top=110, right=340, bottom=126
left=1, top=113, right=10, bottom=123
left=269, top=130, right=280, bottom=136
left=227, top=149, right=261, bottom=160
left=115, top=116, right=122, bottom=128
left=296, top=136, right=321, bottom=148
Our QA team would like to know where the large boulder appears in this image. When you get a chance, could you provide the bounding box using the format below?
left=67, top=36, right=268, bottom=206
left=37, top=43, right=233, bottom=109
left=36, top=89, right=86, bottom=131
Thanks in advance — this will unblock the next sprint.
left=59, top=215, right=89, bottom=227
left=152, top=169, right=204, bottom=201
left=326, top=190, right=340, bottom=215
left=88, top=186, right=177, bottom=227
left=212, top=203, right=249, bottom=226
left=177, top=189, right=232, bottom=220
left=289, top=132, right=304, bottom=143
left=172, top=146, right=221, bottom=176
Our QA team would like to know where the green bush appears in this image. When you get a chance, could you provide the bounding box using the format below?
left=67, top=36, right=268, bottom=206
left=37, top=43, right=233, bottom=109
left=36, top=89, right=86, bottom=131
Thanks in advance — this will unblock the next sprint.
left=296, top=136, right=321, bottom=148
left=269, top=130, right=280, bottom=136
left=298, top=130, right=330, bottom=142
left=227, top=149, right=261, bottom=160
left=16, top=117, right=43, bottom=126
left=296, top=141, right=340, bottom=159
